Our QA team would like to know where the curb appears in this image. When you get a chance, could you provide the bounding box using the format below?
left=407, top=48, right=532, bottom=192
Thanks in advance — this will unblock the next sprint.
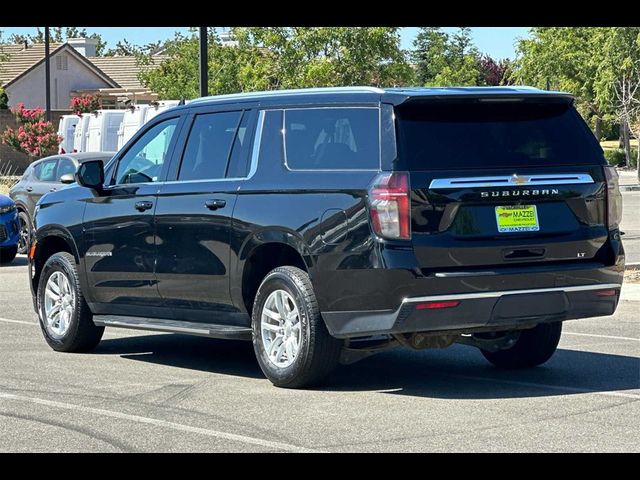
left=626, top=263, right=640, bottom=271
left=621, top=185, right=640, bottom=191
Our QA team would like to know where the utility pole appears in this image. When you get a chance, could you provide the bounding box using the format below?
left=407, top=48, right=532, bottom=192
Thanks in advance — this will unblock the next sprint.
left=199, top=27, right=208, bottom=98
left=44, top=26, right=51, bottom=121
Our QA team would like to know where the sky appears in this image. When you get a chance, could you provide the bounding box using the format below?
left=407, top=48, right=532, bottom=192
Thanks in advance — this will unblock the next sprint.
left=0, top=27, right=531, bottom=60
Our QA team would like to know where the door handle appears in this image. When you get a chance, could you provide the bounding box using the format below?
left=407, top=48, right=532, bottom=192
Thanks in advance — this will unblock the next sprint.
left=26, top=187, right=33, bottom=192
left=134, top=201, right=154, bottom=212
left=205, top=199, right=226, bottom=211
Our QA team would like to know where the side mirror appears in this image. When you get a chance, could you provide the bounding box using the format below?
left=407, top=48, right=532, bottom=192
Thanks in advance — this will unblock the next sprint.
left=76, top=160, right=105, bottom=191
left=60, top=173, right=75, bottom=184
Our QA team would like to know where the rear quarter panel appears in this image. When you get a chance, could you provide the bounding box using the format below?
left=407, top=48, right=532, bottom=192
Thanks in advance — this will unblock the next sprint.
left=231, top=169, right=379, bottom=313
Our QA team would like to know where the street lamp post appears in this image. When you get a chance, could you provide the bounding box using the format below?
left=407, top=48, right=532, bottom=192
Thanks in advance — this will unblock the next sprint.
left=199, top=27, right=208, bottom=98
left=44, top=26, right=51, bottom=121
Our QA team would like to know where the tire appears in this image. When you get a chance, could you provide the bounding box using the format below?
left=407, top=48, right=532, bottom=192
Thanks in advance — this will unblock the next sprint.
left=0, top=245, right=18, bottom=264
left=481, top=322, right=562, bottom=369
left=252, top=266, right=343, bottom=388
left=17, top=211, right=30, bottom=255
left=37, top=252, right=104, bottom=352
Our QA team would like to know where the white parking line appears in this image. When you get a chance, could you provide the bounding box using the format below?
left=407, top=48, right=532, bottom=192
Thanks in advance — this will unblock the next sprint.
left=444, top=373, right=640, bottom=400
left=564, top=332, right=640, bottom=342
left=0, top=391, right=322, bottom=453
left=0, top=317, right=36, bottom=326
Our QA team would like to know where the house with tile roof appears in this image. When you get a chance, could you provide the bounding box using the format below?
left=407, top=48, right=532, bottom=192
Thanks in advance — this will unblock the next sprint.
left=0, top=38, right=166, bottom=110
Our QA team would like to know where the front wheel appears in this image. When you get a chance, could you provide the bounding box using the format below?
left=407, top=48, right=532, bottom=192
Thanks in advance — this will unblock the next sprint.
left=37, top=252, right=104, bottom=352
left=481, top=321, right=562, bottom=369
left=252, top=266, right=342, bottom=388
left=17, top=211, right=30, bottom=255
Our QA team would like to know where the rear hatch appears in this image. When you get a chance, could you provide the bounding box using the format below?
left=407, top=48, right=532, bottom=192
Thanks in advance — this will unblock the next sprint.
left=393, top=96, right=611, bottom=271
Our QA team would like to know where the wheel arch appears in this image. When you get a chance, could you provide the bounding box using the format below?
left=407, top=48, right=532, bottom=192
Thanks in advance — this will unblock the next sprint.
left=235, top=229, right=314, bottom=317
left=31, top=226, right=81, bottom=295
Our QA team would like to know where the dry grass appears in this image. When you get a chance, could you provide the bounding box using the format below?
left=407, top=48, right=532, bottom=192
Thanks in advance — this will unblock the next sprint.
left=0, top=161, right=19, bottom=195
left=601, top=140, right=621, bottom=150
left=0, top=177, right=18, bottom=195
left=625, top=268, right=640, bottom=284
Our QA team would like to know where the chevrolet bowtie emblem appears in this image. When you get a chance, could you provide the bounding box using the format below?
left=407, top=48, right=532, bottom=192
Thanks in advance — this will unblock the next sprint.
left=510, top=174, right=530, bottom=185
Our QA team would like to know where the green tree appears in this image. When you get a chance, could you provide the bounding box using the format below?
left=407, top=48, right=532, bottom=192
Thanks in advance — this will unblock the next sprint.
left=138, top=29, right=253, bottom=99
left=105, top=40, right=164, bottom=57
left=0, top=31, right=8, bottom=64
left=233, top=27, right=414, bottom=88
left=8, top=28, right=107, bottom=55
left=0, top=88, right=8, bottom=109
left=140, top=27, right=414, bottom=99
left=598, top=28, right=640, bottom=177
left=412, top=27, right=482, bottom=86
left=511, top=27, right=614, bottom=140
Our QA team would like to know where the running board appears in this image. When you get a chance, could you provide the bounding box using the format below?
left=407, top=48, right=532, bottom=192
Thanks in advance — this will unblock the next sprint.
left=93, top=315, right=252, bottom=341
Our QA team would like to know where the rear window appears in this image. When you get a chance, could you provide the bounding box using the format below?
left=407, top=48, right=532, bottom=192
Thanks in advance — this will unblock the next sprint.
left=284, top=108, right=379, bottom=170
left=395, top=100, right=604, bottom=170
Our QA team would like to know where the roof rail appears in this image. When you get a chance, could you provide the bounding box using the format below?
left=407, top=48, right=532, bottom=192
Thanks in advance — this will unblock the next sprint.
left=189, top=86, right=385, bottom=104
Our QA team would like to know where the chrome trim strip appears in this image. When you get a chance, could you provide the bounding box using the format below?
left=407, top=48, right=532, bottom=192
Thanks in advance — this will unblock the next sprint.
left=429, top=173, right=594, bottom=189
left=402, top=283, right=621, bottom=304
left=247, top=109, right=265, bottom=179
left=189, top=86, right=385, bottom=104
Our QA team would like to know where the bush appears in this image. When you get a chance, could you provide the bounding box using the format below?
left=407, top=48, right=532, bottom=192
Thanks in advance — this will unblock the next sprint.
left=604, top=149, right=627, bottom=167
left=0, top=88, right=7, bottom=109
left=70, top=94, right=100, bottom=115
left=0, top=103, right=62, bottom=157
left=604, top=148, right=638, bottom=168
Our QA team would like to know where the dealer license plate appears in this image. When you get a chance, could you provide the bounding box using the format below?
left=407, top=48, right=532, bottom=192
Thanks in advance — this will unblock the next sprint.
left=495, top=205, right=539, bottom=233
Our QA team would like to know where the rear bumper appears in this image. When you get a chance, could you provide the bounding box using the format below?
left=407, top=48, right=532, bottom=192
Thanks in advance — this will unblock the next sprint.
left=323, top=283, right=622, bottom=339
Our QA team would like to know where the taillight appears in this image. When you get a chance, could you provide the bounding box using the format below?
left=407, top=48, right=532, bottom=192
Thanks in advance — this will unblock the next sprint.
left=368, top=171, right=410, bottom=240
left=603, top=166, right=623, bottom=229
left=416, top=300, right=460, bottom=310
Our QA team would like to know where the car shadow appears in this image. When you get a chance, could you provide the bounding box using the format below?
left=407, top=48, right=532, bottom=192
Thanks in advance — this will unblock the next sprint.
left=94, top=334, right=639, bottom=399
left=1, top=255, right=28, bottom=267
left=95, top=334, right=263, bottom=379
left=329, top=345, right=640, bottom=399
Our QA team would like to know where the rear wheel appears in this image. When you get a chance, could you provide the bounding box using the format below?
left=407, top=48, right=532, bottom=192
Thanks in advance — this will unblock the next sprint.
left=17, top=211, right=30, bottom=255
left=481, top=322, right=562, bottom=369
left=0, top=245, right=18, bottom=264
left=37, top=252, right=104, bottom=352
left=252, top=266, right=342, bottom=388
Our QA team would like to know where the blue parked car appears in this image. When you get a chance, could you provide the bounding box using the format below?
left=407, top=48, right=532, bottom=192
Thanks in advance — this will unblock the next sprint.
left=0, top=194, right=20, bottom=264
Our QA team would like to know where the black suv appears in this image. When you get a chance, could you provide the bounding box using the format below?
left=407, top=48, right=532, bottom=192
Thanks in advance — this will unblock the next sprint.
left=29, top=86, right=625, bottom=388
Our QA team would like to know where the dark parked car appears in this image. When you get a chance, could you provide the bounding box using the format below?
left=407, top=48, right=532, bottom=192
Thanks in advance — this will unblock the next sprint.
left=10, top=152, right=114, bottom=254
left=29, top=87, right=624, bottom=388
left=0, top=194, right=20, bottom=264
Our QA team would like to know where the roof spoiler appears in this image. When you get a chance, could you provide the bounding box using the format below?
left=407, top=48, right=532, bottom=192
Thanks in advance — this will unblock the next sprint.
left=384, top=91, right=575, bottom=107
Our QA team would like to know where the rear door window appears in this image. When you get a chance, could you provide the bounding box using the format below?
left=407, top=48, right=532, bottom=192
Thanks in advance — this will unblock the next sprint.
left=33, top=159, right=58, bottom=182
left=178, top=111, right=243, bottom=181
left=395, top=100, right=605, bottom=170
left=284, top=108, right=379, bottom=170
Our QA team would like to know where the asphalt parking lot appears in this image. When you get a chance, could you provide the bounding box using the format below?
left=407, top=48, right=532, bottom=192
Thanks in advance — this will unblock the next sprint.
left=621, top=189, right=640, bottom=265
left=0, top=253, right=638, bottom=452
